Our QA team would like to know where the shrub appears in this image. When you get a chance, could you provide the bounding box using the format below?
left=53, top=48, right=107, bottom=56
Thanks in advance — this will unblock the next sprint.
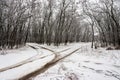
left=106, top=47, right=114, bottom=50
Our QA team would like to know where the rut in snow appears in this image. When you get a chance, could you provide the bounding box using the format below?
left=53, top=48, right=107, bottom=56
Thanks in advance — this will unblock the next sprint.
left=19, top=47, right=81, bottom=80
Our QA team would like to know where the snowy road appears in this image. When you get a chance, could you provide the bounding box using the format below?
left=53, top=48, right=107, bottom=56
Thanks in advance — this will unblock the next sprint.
left=32, top=43, right=120, bottom=80
left=0, top=44, right=56, bottom=80
left=0, top=43, right=120, bottom=80
left=0, top=43, right=80, bottom=80
left=20, top=45, right=81, bottom=80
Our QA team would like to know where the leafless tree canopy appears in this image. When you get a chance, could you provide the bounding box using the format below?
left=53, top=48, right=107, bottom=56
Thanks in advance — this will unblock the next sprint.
left=0, top=0, right=120, bottom=49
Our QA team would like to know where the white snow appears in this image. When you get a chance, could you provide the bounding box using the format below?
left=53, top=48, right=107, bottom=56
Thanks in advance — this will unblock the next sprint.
left=0, top=43, right=55, bottom=80
left=33, top=43, right=120, bottom=80
left=0, top=46, right=38, bottom=71
left=0, top=53, right=55, bottom=80
left=0, top=43, right=120, bottom=80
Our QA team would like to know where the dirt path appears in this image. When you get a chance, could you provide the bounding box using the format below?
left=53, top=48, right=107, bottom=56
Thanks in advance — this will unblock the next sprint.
left=19, top=47, right=81, bottom=80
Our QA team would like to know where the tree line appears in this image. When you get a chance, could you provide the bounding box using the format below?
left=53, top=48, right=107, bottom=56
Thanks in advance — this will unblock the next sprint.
left=0, top=0, right=89, bottom=49
left=0, top=0, right=120, bottom=49
left=82, top=0, right=120, bottom=48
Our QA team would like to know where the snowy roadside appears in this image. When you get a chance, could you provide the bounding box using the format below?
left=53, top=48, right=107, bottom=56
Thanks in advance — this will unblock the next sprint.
left=0, top=43, right=55, bottom=80
left=0, top=45, right=38, bottom=72
left=0, top=43, right=120, bottom=80
left=33, top=43, right=120, bottom=80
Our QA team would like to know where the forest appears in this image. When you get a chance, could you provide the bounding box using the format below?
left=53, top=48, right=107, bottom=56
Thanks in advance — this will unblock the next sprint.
left=0, top=0, right=120, bottom=49
left=0, top=0, right=120, bottom=80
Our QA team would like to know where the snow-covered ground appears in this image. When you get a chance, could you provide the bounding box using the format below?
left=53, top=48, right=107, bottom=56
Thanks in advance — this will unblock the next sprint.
left=33, top=43, right=120, bottom=80
left=0, top=46, right=37, bottom=71
left=0, top=44, right=55, bottom=80
left=0, top=43, right=120, bottom=80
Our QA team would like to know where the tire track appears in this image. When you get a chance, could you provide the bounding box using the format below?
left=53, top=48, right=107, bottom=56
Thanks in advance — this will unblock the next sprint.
left=0, top=45, right=54, bottom=72
left=19, top=47, right=81, bottom=80
left=59, top=48, right=71, bottom=53
left=0, top=45, right=71, bottom=73
left=0, top=45, right=39, bottom=72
